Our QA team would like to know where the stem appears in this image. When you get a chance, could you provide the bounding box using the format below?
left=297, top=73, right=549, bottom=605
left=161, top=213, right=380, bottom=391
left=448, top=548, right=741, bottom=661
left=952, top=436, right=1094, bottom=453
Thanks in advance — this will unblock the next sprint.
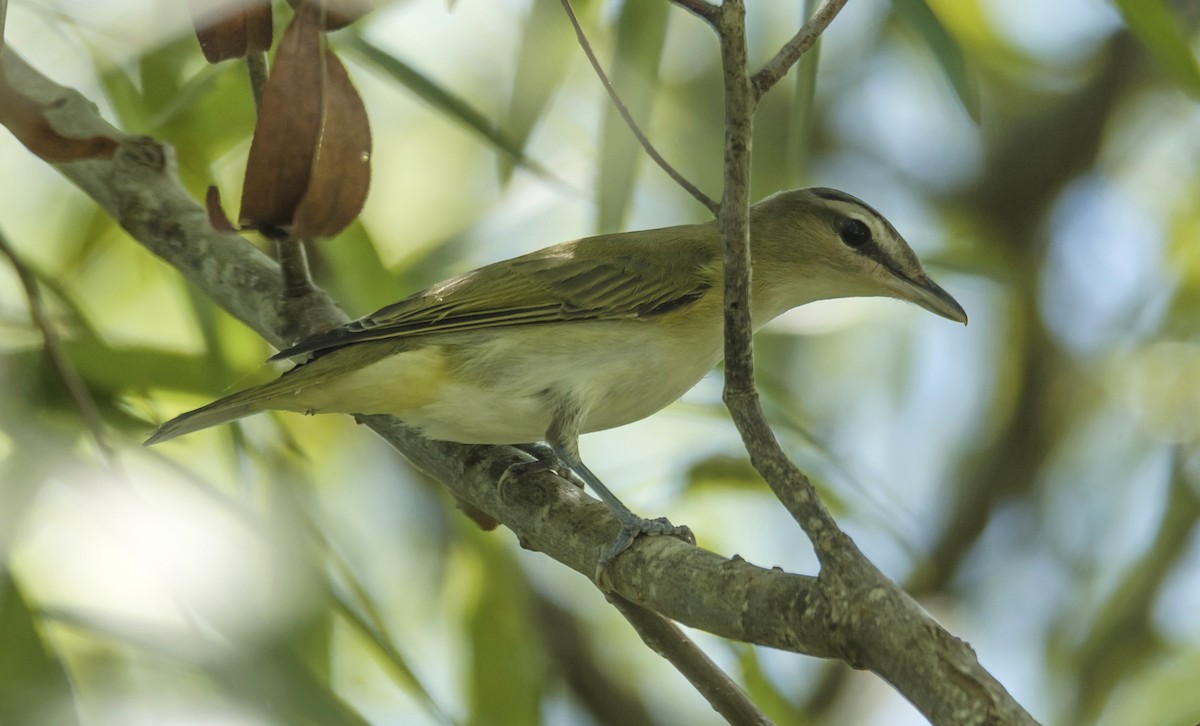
left=751, top=0, right=849, bottom=101
left=562, top=0, right=718, bottom=215
left=276, top=235, right=315, bottom=299
left=608, top=594, right=772, bottom=726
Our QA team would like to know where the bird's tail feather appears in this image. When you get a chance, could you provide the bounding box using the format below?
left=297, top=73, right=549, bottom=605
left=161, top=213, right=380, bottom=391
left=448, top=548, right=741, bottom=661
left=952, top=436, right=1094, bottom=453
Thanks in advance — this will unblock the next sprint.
left=145, top=339, right=404, bottom=445
left=145, top=385, right=275, bottom=445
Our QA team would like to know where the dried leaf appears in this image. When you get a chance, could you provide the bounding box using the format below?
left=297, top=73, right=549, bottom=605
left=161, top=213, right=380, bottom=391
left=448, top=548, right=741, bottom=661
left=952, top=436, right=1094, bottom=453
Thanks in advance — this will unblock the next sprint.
left=293, top=51, right=371, bottom=240
left=286, top=0, right=372, bottom=31
left=205, top=186, right=237, bottom=233
left=0, top=62, right=118, bottom=162
left=239, top=5, right=325, bottom=232
left=187, top=0, right=273, bottom=63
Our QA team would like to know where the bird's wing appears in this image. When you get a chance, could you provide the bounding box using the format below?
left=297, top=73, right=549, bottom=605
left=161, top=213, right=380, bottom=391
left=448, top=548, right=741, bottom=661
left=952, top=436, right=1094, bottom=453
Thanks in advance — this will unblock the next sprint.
left=275, top=232, right=717, bottom=359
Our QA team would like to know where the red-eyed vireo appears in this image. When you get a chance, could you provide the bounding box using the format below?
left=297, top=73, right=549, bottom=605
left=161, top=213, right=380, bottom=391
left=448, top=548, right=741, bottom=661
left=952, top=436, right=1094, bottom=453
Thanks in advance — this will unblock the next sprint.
left=147, top=188, right=966, bottom=573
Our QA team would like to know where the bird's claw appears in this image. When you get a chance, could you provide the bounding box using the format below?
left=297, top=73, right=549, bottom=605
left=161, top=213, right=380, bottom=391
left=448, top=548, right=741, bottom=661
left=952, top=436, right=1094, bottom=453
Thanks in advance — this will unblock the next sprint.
left=595, top=516, right=695, bottom=590
left=498, top=447, right=583, bottom=501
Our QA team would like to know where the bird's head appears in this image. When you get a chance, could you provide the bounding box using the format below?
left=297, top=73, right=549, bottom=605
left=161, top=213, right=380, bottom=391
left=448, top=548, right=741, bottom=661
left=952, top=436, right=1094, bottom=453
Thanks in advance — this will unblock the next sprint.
left=749, top=188, right=967, bottom=325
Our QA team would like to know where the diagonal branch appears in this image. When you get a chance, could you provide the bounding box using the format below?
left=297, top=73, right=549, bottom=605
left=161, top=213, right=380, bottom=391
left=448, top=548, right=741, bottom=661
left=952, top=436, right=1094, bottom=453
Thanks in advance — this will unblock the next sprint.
left=670, top=0, right=719, bottom=23
left=608, top=595, right=771, bottom=725
left=1, top=45, right=826, bottom=720
left=751, top=0, right=849, bottom=101
left=3, top=15, right=1037, bottom=719
left=561, top=0, right=718, bottom=215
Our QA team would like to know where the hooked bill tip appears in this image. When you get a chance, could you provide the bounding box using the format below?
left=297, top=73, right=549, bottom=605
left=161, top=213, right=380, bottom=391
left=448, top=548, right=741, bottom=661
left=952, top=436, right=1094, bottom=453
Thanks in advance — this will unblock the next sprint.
left=894, top=272, right=967, bottom=325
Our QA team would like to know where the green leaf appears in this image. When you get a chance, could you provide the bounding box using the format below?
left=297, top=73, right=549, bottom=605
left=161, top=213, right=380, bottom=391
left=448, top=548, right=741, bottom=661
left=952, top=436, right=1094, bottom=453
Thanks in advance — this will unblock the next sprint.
left=138, top=36, right=195, bottom=116
left=211, top=645, right=372, bottom=726
left=0, top=570, right=79, bottom=726
left=685, top=454, right=765, bottom=492
left=892, top=0, right=980, bottom=122
left=316, top=220, right=403, bottom=314
left=1112, top=0, right=1200, bottom=99
left=330, top=593, right=458, bottom=726
left=9, top=342, right=218, bottom=396
left=733, top=644, right=805, bottom=725
left=151, top=62, right=258, bottom=176
left=596, top=0, right=669, bottom=233
left=500, top=0, right=596, bottom=183
left=788, top=0, right=823, bottom=187
left=340, top=33, right=563, bottom=184
left=92, top=50, right=150, bottom=133
left=465, top=535, right=543, bottom=726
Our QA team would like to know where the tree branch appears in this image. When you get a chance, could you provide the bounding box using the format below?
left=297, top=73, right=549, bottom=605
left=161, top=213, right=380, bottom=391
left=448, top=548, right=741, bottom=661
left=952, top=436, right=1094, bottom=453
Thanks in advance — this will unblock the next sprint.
left=696, top=1, right=1037, bottom=723
left=607, top=595, right=771, bottom=725
left=1, top=45, right=835, bottom=718
left=561, top=0, right=718, bottom=215
left=669, top=0, right=720, bottom=24
left=750, top=0, right=849, bottom=101
left=2, top=9, right=1038, bottom=714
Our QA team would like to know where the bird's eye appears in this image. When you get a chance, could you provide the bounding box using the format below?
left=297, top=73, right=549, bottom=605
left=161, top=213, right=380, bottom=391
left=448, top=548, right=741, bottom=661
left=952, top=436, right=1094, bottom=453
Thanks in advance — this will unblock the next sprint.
left=838, top=219, right=871, bottom=248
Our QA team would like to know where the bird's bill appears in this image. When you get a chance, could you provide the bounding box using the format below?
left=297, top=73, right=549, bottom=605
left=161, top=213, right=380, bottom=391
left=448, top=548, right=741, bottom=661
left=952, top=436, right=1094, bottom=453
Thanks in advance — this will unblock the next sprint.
left=888, top=272, right=968, bottom=324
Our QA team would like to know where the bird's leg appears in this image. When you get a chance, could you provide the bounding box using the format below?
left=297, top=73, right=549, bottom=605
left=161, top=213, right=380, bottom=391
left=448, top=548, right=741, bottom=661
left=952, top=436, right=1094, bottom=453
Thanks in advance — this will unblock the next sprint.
left=550, top=444, right=695, bottom=587
left=538, top=400, right=694, bottom=588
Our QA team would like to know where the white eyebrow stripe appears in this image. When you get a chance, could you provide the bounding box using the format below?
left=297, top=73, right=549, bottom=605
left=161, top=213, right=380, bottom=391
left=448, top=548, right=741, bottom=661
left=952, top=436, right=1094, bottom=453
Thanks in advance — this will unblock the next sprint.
left=819, top=197, right=923, bottom=275
left=823, top=199, right=890, bottom=238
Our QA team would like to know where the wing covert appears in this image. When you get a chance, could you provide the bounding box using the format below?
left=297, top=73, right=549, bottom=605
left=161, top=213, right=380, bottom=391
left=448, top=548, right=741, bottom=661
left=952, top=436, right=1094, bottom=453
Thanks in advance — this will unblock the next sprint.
left=273, top=229, right=717, bottom=360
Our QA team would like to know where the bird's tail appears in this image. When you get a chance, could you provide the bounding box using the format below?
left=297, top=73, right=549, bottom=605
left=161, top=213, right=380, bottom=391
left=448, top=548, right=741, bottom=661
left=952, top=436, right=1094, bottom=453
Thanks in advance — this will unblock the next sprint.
left=144, top=385, right=275, bottom=445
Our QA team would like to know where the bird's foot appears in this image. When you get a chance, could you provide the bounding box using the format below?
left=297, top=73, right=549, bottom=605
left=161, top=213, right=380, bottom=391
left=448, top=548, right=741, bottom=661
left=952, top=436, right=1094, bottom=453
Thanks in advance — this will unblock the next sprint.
left=518, top=443, right=585, bottom=487
left=595, top=515, right=695, bottom=591
left=498, top=446, right=581, bottom=501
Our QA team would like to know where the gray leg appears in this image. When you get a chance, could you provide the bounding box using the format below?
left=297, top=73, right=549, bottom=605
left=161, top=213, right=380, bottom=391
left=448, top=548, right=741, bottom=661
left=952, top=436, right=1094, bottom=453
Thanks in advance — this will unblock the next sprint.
left=548, top=443, right=694, bottom=578
left=538, top=399, right=694, bottom=586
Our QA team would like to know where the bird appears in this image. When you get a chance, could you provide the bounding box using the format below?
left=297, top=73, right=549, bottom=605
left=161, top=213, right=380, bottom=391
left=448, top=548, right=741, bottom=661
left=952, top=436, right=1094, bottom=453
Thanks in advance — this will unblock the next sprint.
left=146, top=187, right=966, bottom=578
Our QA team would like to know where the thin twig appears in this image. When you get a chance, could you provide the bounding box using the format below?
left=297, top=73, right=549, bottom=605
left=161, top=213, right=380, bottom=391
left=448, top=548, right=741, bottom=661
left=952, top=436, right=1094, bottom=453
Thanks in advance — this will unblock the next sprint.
left=708, top=0, right=844, bottom=558
left=274, top=234, right=317, bottom=347
left=244, top=35, right=313, bottom=317
left=669, top=0, right=719, bottom=24
left=608, top=595, right=772, bottom=726
left=559, top=9, right=757, bottom=709
left=0, top=227, right=116, bottom=467
left=705, top=2, right=1038, bottom=723
left=560, top=0, right=718, bottom=215
left=532, top=590, right=661, bottom=724
left=276, top=235, right=315, bottom=299
left=751, top=0, right=849, bottom=101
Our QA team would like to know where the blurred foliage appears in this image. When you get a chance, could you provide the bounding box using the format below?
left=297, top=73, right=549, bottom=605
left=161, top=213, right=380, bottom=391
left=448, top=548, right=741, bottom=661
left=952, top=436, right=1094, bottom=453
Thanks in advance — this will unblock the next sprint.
left=2, top=0, right=1200, bottom=724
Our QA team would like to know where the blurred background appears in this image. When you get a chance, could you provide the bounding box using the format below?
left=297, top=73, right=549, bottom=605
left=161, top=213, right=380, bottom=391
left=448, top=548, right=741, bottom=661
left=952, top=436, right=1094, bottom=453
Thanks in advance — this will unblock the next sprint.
left=2, top=0, right=1199, bottom=724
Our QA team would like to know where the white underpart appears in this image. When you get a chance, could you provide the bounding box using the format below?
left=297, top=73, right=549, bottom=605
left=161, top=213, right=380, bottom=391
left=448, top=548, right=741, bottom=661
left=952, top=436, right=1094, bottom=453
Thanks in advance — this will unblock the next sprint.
left=303, top=320, right=727, bottom=445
